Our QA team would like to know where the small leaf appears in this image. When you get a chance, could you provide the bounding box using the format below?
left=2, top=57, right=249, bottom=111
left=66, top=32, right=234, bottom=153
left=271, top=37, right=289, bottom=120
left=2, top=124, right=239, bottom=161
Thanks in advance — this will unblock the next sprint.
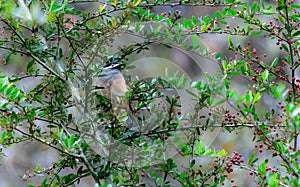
left=213, top=11, right=220, bottom=19
left=250, top=30, right=264, bottom=35
left=292, top=30, right=300, bottom=37
left=190, top=159, right=195, bottom=167
left=270, top=57, right=278, bottom=68
left=262, top=9, right=274, bottom=15
left=5, top=84, right=14, bottom=96
left=154, top=25, right=162, bottom=35
left=268, top=175, right=279, bottom=187
left=98, top=4, right=106, bottom=13
left=192, top=34, right=198, bottom=49
left=228, top=35, right=233, bottom=48
left=112, top=0, right=117, bottom=7
left=250, top=1, right=260, bottom=13
left=191, top=16, right=197, bottom=25
left=261, top=70, right=269, bottom=81
left=185, top=89, right=198, bottom=98
left=248, top=152, right=258, bottom=165
left=9, top=88, right=20, bottom=101
left=213, top=98, right=227, bottom=107
left=203, top=16, right=211, bottom=23
left=134, top=0, right=142, bottom=6
left=281, top=43, right=289, bottom=53
left=258, top=159, right=267, bottom=176
left=49, top=1, right=64, bottom=13
left=222, top=60, right=227, bottom=70
left=240, top=66, right=247, bottom=75
left=35, top=165, right=41, bottom=172
left=245, top=91, right=253, bottom=102
left=253, top=92, right=261, bottom=103
left=227, top=71, right=241, bottom=75
left=272, top=83, right=285, bottom=98
left=215, top=52, right=222, bottom=60
left=26, top=60, right=35, bottom=73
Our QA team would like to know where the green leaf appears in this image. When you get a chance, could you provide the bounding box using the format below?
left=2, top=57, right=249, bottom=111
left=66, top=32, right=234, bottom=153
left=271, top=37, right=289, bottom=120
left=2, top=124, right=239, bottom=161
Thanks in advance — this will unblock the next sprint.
left=245, top=91, right=253, bottom=102
left=240, top=66, right=247, bottom=75
left=253, top=92, right=261, bottom=103
left=192, top=34, right=198, bottom=49
left=191, top=16, right=197, bottom=25
left=134, top=0, right=142, bottom=6
left=250, top=30, right=264, bottom=35
left=183, top=18, right=192, bottom=29
left=98, top=4, right=106, bottom=13
left=213, top=98, right=227, bottom=107
left=203, top=16, right=211, bottom=23
left=270, top=57, right=278, bottom=68
left=0, top=76, right=9, bottom=91
left=185, top=89, right=198, bottom=98
left=271, top=83, right=285, bottom=98
left=154, top=25, right=162, bottom=35
left=5, top=84, right=14, bottom=96
left=49, top=1, right=64, bottom=12
left=292, top=30, right=300, bottom=37
left=228, top=35, right=234, bottom=48
left=281, top=43, right=289, bottom=53
left=251, top=1, right=260, bottom=13
left=35, top=164, right=41, bottom=172
left=228, top=90, right=238, bottom=99
left=41, top=178, right=48, bottom=187
left=258, top=159, right=267, bottom=176
left=262, top=9, right=274, bottom=15
left=227, top=71, right=241, bottom=75
left=268, top=175, right=279, bottom=187
left=290, top=4, right=300, bottom=9
left=9, top=87, right=20, bottom=101
left=26, top=60, right=35, bottom=73
left=215, top=52, right=222, bottom=60
left=5, top=53, right=12, bottom=65
left=261, top=70, right=269, bottom=81
left=222, top=60, right=228, bottom=71
left=212, top=11, right=220, bottom=19
left=190, top=159, right=195, bottom=168
left=291, top=150, right=300, bottom=159
left=248, top=152, right=258, bottom=165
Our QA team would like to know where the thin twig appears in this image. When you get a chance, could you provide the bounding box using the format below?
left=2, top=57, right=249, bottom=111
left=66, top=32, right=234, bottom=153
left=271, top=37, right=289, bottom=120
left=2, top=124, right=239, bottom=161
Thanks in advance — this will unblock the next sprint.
left=0, top=17, right=66, bottom=82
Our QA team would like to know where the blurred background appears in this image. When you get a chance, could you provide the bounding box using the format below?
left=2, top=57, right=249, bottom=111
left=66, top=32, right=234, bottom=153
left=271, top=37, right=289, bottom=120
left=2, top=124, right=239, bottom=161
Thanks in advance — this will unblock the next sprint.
left=0, top=0, right=299, bottom=186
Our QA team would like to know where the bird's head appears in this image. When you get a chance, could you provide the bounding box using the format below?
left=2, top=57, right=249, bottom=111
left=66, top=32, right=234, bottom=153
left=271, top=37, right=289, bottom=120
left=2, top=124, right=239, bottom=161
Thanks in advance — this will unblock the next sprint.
left=103, top=61, right=125, bottom=71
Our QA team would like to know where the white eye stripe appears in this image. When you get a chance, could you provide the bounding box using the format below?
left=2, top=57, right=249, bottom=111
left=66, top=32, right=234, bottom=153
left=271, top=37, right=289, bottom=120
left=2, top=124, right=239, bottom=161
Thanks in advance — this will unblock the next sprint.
left=103, top=63, right=122, bottom=70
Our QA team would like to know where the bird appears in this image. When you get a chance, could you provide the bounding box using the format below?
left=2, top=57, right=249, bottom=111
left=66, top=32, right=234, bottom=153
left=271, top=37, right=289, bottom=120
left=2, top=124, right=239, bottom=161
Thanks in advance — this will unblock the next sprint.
left=99, top=62, right=128, bottom=106
left=97, top=61, right=136, bottom=127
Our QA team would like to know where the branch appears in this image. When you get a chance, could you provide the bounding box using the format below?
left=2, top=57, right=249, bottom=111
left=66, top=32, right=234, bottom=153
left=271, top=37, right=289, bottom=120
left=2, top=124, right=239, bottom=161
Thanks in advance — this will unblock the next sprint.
left=14, top=127, right=81, bottom=159
left=78, top=146, right=101, bottom=184
left=0, top=17, right=66, bottom=83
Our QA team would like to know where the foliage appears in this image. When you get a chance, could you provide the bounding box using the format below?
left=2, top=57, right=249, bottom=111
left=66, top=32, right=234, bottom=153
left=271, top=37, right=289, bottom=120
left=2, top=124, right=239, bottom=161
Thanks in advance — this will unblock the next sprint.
left=0, top=0, right=299, bottom=186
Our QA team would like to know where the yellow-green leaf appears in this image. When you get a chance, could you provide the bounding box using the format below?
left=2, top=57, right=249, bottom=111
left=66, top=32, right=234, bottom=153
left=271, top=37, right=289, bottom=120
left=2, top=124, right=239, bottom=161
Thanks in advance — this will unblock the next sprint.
left=98, top=4, right=106, bottom=13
